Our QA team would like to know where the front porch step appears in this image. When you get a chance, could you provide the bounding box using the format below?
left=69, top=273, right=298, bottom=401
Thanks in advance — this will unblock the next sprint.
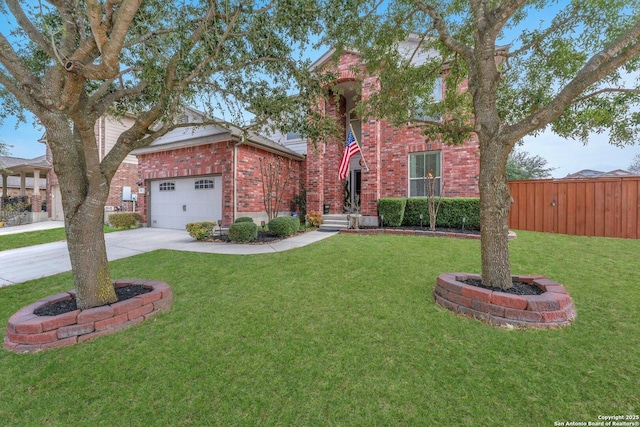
left=319, top=214, right=350, bottom=231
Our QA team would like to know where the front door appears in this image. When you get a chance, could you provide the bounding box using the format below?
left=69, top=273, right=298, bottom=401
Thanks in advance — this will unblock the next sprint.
left=350, top=169, right=362, bottom=211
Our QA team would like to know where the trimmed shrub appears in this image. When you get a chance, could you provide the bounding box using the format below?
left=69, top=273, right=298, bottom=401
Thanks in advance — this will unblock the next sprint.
left=402, top=198, right=429, bottom=227
left=108, top=212, right=142, bottom=229
left=438, top=198, right=480, bottom=229
left=186, top=222, right=217, bottom=240
left=268, top=216, right=300, bottom=237
left=228, top=222, right=258, bottom=242
left=401, top=197, right=480, bottom=229
left=235, top=217, right=255, bottom=224
left=306, top=211, right=322, bottom=228
left=377, top=198, right=406, bottom=227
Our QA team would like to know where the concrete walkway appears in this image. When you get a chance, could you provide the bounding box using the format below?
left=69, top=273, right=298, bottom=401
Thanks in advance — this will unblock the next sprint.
left=0, top=222, right=337, bottom=287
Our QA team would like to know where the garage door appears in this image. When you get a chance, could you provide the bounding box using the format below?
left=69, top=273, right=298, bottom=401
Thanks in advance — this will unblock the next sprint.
left=149, top=176, right=222, bottom=229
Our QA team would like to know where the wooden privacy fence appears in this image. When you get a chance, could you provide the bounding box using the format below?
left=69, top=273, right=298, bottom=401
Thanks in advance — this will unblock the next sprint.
left=508, top=177, right=640, bottom=239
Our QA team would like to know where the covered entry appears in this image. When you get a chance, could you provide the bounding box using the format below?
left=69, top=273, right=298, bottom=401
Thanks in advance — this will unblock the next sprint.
left=149, top=175, right=222, bottom=229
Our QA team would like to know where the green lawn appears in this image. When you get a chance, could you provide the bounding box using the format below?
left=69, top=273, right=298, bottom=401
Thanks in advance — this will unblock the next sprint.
left=0, top=225, right=122, bottom=251
left=1, top=231, right=638, bottom=426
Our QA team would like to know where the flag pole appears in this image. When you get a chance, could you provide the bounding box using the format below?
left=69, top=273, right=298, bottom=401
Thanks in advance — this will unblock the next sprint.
left=349, top=123, right=369, bottom=172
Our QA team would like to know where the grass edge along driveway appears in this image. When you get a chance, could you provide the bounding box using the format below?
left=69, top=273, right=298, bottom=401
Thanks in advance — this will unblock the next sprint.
left=0, top=231, right=638, bottom=426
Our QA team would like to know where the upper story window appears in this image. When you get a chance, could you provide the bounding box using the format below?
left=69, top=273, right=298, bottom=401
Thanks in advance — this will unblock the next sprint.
left=412, top=76, right=443, bottom=122
left=409, top=151, right=441, bottom=197
left=159, top=182, right=175, bottom=191
left=194, top=179, right=214, bottom=189
left=286, top=132, right=302, bottom=140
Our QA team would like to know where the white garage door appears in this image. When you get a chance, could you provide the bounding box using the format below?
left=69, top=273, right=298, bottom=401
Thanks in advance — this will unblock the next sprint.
left=149, top=176, right=222, bottom=229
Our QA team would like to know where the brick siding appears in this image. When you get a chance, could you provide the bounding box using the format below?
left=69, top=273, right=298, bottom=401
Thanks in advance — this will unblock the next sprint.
left=306, top=51, right=480, bottom=217
left=136, top=141, right=303, bottom=227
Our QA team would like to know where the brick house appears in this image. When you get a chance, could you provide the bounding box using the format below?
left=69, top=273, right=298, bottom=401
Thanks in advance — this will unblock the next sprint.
left=298, top=43, right=479, bottom=226
left=133, top=109, right=305, bottom=229
left=45, top=38, right=479, bottom=230
left=132, top=42, right=479, bottom=230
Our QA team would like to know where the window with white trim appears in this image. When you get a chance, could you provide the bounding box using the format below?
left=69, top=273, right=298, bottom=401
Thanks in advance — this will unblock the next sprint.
left=194, top=179, right=214, bottom=189
left=412, top=76, right=443, bottom=122
left=159, top=182, right=175, bottom=191
left=286, top=132, right=301, bottom=140
left=409, top=151, right=441, bottom=197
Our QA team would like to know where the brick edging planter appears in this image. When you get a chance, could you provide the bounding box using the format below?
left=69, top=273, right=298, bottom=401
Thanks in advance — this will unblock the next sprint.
left=434, top=273, right=576, bottom=328
left=4, top=280, right=173, bottom=353
left=340, top=228, right=517, bottom=240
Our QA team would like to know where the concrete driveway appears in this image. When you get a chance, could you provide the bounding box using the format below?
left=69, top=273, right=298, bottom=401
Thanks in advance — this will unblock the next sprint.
left=0, top=224, right=337, bottom=287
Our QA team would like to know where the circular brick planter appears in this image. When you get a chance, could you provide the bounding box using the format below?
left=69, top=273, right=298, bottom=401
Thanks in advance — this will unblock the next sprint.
left=434, top=273, right=576, bottom=328
left=4, top=280, right=173, bottom=353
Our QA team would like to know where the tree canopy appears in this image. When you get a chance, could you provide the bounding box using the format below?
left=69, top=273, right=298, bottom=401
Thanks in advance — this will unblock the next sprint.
left=506, top=149, right=554, bottom=180
left=322, top=0, right=640, bottom=146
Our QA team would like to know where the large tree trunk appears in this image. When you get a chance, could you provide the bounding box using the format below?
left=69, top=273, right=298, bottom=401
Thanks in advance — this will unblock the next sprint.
left=65, top=199, right=116, bottom=310
left=478, top=135, right=514, bottom=290
left=49, top=119, right=117, bottom=310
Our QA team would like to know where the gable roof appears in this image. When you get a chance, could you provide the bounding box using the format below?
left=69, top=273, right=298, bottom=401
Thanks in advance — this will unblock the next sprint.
left=131, top=119, right=305, bottom=161
left=0, top=155, right=50, bottom=175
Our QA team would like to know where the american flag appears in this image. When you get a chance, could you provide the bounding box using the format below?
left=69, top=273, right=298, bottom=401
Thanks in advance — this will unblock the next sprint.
left=338, top=128, right=361, bottom=180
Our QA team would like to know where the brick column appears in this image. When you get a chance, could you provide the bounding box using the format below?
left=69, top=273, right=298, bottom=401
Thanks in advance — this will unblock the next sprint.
left=306, top=143, right=324, bottom=214
left=359, top=77, right=381, bottom=217
left=20, top=172, right=26, bottom=196
left=32, top=170, right=41, bottom=212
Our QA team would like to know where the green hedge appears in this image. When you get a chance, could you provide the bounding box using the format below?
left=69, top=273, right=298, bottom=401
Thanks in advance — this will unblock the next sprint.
left=268, top=216, right=300, bottom=237
left=398, top=197, right=480, bottom=229
left=108, top=212, right=142, bottom=229
left=234, top=217, right=255, bottom=224
left=186, top=222, right=217, bottom=240
left=228, top=222, right=258, bottom=242
left=377, top=198, right=407, bottom=227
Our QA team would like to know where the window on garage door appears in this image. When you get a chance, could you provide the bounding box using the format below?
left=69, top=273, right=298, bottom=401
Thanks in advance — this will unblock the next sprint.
left=159, top=182, right=175, bottom=191
left=195, top=179, right=214, bottom=189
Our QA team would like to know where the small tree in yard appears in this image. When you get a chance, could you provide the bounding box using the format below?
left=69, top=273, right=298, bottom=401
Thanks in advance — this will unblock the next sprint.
left=324, top=0, right=640, bottom=289
left=629, top=153, right=640, bottom=174
left=0, top=0, right=334, bottom=309
left=424, top=173, right=442, bottom=231
left=260, top=156, right=293, bottom=221
left=507, top=149, right=555, bottom=180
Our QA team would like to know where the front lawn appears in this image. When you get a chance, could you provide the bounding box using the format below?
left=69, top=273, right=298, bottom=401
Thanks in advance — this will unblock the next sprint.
left=1, top=232, right=638, bottom=426
left=0, top=225, right=122, bottom=251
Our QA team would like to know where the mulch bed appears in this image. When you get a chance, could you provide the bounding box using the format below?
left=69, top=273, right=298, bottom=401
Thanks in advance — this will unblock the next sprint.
left=34, top=285, right=152, bottom=317
left=461, top=278, right=544, bottom=296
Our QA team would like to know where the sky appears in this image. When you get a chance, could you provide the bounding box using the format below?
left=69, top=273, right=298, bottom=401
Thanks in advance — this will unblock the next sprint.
left=1, top=3, right=639, bottom=177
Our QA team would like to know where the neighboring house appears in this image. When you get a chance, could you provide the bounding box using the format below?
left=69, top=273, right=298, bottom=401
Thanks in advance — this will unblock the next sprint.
left=0, top=155, right=49, bottom=220
left=304, top=43, right=479, bottom=225
left=563, top=169, right=638, bottom=179
left=46, top=115, right=140, bottom=221
left=132, top=108, right=305, bottom=229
